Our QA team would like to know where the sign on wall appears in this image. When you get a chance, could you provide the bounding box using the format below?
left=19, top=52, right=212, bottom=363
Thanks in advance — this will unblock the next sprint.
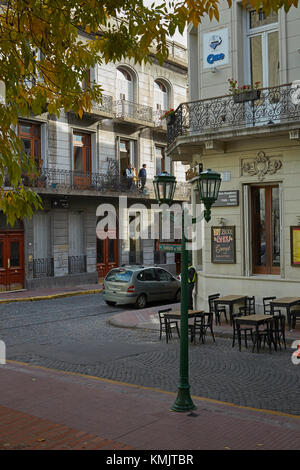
left=211, top=226, right=236, bottom=264
left=203, top=28, right=229, bottom=70
left=291, top=226, right=300, bottom=266
left=213, top=190, right=239, bottom=207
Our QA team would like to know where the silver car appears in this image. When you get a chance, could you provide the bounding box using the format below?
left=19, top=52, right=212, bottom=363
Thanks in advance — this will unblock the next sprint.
left=103, top=265, right=181, bottom=309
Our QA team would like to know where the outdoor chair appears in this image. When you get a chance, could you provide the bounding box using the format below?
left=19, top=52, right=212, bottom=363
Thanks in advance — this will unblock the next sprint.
left=190, top=313, right=215, bottom=344
left=208, top=293, right=228, bottom=326
left=290, top=309, right=300, bottom=329
left=158, top=309, right=180, bottom=344
left=232, top=297, right=255, bottom=348
left=263, top=296, right=281, bottom=315
left=270, top=314, right=286, bottom=350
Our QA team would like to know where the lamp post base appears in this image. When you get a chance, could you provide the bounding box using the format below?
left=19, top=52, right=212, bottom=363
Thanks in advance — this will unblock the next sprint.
left=170, top=386, right=196, bottom=412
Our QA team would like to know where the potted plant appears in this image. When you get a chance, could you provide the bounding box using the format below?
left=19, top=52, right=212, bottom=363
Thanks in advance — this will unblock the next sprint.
left=160, top=108, right=176, bottom=125
left=228, top=79, right=261, bottom=103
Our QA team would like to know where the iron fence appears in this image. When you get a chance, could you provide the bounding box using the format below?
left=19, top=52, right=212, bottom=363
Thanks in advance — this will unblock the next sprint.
left=167, top=83, right=300, bottom=145
left=33, top=258, right=54, bottom=278
left=68, top=255, right=87, bottom=274
left=115, top=100, right=153, bottom=122
left=31, top=168, right=190, bottom=200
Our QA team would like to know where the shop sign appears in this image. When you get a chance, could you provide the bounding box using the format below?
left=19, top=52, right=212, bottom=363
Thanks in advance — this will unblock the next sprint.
left=213, top=190, right=239, bottom=207
left=203, top=28, right=229, bottom=70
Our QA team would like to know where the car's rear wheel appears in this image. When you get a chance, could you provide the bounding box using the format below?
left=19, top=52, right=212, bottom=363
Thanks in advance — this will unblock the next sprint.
left=175, top=289, right=181, bottom=302
left=105, top=300, right=116, bottom=306
left=135, top=294, right=147, bottom=309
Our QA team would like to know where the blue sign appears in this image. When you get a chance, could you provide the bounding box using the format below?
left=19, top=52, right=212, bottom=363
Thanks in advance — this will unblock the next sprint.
left=207, top=53, right=225, bottom=65
left=209, top=35, right=222, bottom=50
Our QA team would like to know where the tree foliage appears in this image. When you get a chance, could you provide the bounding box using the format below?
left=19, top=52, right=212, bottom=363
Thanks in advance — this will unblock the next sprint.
left=0, top=0, right=298, bottom=224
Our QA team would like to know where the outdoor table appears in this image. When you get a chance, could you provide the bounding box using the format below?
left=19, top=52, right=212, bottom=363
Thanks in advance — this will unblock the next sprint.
left=270, top=297, right=300, bottom=331
left=214, top=295, right=247, bottom=326
left=235, top=314, right=274, bottom=353
left=163, top=309, right=205, bottom=321
left=163, top=310, right=205, bottom=343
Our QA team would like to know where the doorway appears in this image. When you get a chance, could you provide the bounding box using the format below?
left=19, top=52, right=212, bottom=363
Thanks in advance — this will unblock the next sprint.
left=73, top=132, right=91, bottom=188
left=251, top=185, right=280, bottom=274
left=96, top=237, right=118, bottom=279
left=0, top=232, right=25, bottom=291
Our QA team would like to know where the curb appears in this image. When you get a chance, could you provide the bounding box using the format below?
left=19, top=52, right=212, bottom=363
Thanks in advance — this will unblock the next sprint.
left=0, top=289, right=103, bottom=304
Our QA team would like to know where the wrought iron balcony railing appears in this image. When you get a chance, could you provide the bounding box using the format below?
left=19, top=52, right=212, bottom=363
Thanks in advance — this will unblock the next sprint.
left=167, top=83, right=300, bottom=145
left=115, top=100, right=153, bottom=123
left=92, top=94, right=114, bottom=114
left=29, top=167, right=190, bottom=200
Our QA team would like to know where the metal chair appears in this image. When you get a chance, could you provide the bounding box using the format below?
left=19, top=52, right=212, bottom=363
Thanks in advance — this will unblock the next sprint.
left=208, top=293, right=228, bottom=326
left=270, top=314, right=286, bottom=350
left=158, top=309, right=180, bottom=343
left=232, top=297, right=255, bottom=348
left=290, top=309, right=300, bottom=329
left=263, top=296, right=281, bottom=315
left=190, top=313, right=215, bottom=344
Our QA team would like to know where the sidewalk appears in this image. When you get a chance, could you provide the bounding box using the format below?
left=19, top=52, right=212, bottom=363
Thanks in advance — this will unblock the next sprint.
left=0, top=283, right=103, bottom=304
left=109, top=302, right=300, bottom=344
left=0, top=361, right=300, bottom=451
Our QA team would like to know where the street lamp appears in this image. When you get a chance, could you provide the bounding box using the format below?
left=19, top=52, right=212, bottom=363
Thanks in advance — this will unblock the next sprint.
left=153, top=169, right=222, bottom=412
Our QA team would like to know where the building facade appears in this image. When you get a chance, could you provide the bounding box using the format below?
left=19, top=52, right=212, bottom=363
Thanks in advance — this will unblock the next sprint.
left=0, top=39, right=189, bottom=291
left=167, top=2, right=300, bottom=312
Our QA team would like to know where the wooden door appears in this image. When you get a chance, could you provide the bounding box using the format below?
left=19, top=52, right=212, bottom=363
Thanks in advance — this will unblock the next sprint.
left=96, top=237, right=118, bottom=279
left=0, top=232, right=24, bottom=291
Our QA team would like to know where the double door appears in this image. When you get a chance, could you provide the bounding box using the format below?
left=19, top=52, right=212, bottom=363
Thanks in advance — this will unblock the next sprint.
left=96, top=238, right=118, bottom=279
left=0, top=232, right=24, bottom=291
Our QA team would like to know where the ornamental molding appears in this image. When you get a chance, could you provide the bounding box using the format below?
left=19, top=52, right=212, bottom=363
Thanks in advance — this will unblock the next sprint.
left=241, top=151, right=282, bottom=181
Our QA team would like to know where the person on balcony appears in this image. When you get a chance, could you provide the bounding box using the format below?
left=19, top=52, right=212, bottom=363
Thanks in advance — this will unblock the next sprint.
left=131, top=166, right=138, bottom=190
left=138, top=164, right=147, bottom=192
left=125, top=164, right=134, bottom=190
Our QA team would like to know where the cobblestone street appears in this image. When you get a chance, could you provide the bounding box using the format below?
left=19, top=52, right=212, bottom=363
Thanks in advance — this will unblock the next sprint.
left=1, top=294, right=300, bottom=416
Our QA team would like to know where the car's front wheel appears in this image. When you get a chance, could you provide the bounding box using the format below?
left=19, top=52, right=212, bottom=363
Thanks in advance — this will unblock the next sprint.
left=105, top=300, right=116, bottom=306
left=135, top=294, right=147, bottom=309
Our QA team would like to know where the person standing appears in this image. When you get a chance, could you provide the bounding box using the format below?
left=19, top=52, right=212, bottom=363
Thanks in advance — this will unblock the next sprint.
left=131, top=166, right=137, bottom=190
left=138, top=164, right=147, bottom=191
left=126, top=163, right=133, bottom=190
left=187, top=262, right=196, bottom=310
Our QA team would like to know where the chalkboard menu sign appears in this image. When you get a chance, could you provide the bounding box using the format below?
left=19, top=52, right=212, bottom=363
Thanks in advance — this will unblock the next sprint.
left=211, top=226, right=236, bottom=264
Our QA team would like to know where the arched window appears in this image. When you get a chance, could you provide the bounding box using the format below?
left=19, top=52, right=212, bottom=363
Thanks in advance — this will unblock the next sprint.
left=117, top=67, right=134, bottom=102
left=154, top=79, right=169, bottom=113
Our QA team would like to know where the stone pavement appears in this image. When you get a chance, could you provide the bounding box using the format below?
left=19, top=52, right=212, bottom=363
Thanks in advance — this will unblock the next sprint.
left=1, top=292, right=300, bottom=451
left=1, top=360, right=300, bottom=451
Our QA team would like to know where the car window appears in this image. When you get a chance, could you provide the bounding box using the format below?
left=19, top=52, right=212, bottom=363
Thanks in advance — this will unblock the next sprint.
left=137, top=269, right=156, bottom=281
left=105, top=269, right=133, bottom=283
left=156, top=269, right=173, bottom=281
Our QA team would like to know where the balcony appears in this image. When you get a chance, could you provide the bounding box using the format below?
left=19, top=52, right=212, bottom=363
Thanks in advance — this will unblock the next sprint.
left=167, top=83, right=300, bottom=157
left=90, top=94, right=114, bottom=117
left=114, top=100, right=153, bottom=126
left=29, top=167, right=190, bottom=201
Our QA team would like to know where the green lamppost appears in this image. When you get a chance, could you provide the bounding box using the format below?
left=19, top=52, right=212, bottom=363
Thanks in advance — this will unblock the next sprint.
left=153, top=169, right=222, bottom=412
